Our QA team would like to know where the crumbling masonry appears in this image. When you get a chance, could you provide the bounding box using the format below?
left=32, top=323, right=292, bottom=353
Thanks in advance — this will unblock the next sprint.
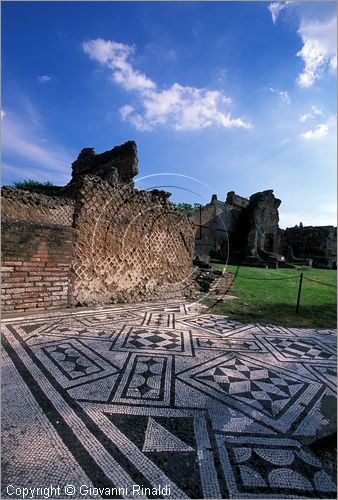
left=1, top=141, right=195, bottom=313
left=192, top=192, right=337, bottom=268
left=2, top=140, right=336, bottom=313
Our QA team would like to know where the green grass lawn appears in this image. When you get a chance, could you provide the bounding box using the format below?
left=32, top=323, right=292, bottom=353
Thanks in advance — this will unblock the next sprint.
left=203, top=263, right=337, bottom=329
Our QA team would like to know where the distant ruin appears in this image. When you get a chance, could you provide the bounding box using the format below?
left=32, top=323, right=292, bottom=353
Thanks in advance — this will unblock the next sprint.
left=284, top=224, right=337, bottom=269
left=192, top=192, right=337, bottom=269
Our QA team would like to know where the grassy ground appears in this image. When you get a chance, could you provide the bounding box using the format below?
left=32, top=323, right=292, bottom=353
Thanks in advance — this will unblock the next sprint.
left=203, top=263, right=337, bottom=329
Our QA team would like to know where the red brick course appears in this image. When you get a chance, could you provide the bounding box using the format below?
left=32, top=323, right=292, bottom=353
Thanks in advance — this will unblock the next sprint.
left=2, top=221, right=73, bottom=313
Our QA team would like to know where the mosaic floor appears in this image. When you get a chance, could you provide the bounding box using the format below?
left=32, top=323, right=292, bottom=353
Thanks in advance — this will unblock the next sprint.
left=2, top=302, right=337, bottom=499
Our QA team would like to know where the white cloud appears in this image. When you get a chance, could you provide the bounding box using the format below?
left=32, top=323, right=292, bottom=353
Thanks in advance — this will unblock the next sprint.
left=37, top=75, right=52, bottom=84
left=268, top=87, right=291, bottom=104
left=22, top=97, right=42, bottom=126
left=119, top=104, right=134, bottom=121
left=119, top=105, right=152, bottom=131
left=296, top=17, right=337, bottom=88
left=268, top=2, right=290, bottom=24
left=311, top=105, right=323, bottom=116
left=83, top=38, right=155, bottom=92
left=133, top=83, right=249, bottom=131
left=2, top=108, right=73, bottom=180
left=299, top=105, right=323, bottom=122
left=268, top=2, right=284, bottom=24
left=299, top=113, right=336, bottom=140
left=279, top=90, right=291, bottom=104
left=300, top=113, right=311, bottom=123
left=299, top=123, right=329, bottom=140
left=83, top=38, right=252, bottom=132
left=2, top=162, right=60, bottom=185
left=1, top=110, right=5, bottom=119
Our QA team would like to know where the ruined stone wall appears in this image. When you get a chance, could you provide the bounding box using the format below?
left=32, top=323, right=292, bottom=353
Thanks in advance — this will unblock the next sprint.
left=284, top=225, right=337, bottom=268
left=245, top=190, right=282, bottom=258
left=1, top=187, right=75, bottom=224
left=2, top=139, right=198, bottom=312
left=71, top=176, right=195, bottom=306
left=192, top=201, right=219, bottom=257
left=226, top=191, right=249, bottom=209
left=192, top=192, right=248, bottom=260
left=70, top=140, right=138, bottom=187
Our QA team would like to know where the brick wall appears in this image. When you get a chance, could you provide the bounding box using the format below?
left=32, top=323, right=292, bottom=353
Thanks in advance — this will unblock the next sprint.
left=1, top=220, right=73, bottom=313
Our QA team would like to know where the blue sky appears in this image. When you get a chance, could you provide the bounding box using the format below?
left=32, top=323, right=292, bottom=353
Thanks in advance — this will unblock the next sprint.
left=2, top=1, right=336, bottom=228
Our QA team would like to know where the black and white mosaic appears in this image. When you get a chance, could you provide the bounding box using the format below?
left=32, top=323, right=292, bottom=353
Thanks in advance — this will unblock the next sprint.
left=112, top=325, right=195, bottom=357
left=261, top=336, right=336, bottom=362
left=216, top=435, right=336, bottom=498
left=1, top=303, right=336, bottom=498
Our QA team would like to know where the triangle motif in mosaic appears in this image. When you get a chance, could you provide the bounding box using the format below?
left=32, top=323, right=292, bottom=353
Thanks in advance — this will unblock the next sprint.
left=142, top=418, right=194, bottom=453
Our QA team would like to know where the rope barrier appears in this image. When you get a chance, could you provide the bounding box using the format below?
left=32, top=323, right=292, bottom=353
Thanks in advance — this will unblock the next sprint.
left=233, top=274, right=301, bottom=281
left=221, top=268, right=336, bottom=286
left=303, top=276, right=337, bottom=288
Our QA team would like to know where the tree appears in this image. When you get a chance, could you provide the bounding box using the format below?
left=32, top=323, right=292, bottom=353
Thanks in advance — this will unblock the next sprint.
left=176, top=203, right=202, bottom=214
left=12, top=179, right=54, bottom=189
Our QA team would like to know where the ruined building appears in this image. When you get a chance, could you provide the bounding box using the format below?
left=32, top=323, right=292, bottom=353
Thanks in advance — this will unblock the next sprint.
left=2, top=140, right=336, bottom=314
left=193, top=192, right=249, bottom=261
left=192, top=191, right=337, bottom=269
left=284, top=224, right=337, bottom=269
left=1, top=141, right=195, bottom=313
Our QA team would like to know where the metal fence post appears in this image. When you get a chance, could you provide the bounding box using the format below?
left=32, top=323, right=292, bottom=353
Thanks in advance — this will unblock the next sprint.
left=296, top=273, right=303, bottom=314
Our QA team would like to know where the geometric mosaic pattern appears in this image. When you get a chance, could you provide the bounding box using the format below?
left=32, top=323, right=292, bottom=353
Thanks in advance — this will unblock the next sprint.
left=112, top=325, right=195, bottom=356
left=194, top=336, right=264, bottom=352
left=261, top=336, right=336, bottom=362
left=216, top=434, right=337, bottom=498
left=1, top=303, right=336, bottom=498
left=180, top=313, right=254, bottom=336
left=44, top=343, right=103, bottom=378
left=177, top=354, right=322, bottom=432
